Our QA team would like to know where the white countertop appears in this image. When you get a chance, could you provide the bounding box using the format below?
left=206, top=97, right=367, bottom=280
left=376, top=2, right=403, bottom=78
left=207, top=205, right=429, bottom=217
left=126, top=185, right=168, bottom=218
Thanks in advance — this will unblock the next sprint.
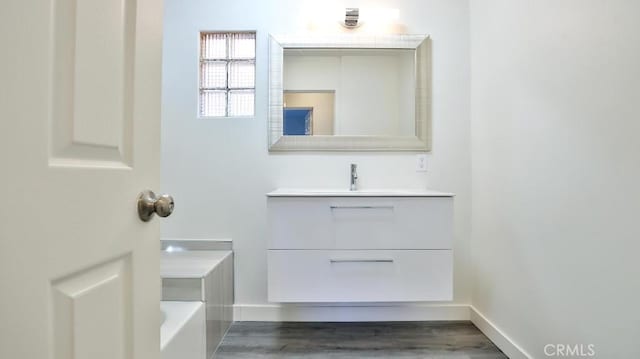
left=267, top=188, right=455, bottom=197
left=161, top=250, right=232, bottom=279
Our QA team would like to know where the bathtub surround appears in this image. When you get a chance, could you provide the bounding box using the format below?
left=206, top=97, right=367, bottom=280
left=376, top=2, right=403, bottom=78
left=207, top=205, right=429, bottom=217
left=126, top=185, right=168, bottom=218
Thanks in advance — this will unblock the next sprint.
left=161, top=238, right=233, bottom=252
left=161, top=302, right=206, bottom=359
left=161, top=243, right=234, bottom=359
left=161, top=0, right=471, bottom=320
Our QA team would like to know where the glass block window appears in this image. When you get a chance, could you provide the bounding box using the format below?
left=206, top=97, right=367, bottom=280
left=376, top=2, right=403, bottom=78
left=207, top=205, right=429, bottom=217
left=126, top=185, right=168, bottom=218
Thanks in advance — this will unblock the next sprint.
left=200, top=32, right=256, bottom=117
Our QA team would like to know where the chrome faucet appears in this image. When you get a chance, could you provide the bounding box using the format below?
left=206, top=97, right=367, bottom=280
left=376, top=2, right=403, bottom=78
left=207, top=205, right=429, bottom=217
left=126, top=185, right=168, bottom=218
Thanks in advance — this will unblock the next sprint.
left=350, top=163, right=358, bottom=191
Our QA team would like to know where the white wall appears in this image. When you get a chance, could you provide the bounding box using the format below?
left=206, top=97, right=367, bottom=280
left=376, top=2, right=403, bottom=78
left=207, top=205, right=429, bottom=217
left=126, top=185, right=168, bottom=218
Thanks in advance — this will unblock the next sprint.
left=470, top=0, right=640, bottom=357
left=162, top=0, right=471, bottom=316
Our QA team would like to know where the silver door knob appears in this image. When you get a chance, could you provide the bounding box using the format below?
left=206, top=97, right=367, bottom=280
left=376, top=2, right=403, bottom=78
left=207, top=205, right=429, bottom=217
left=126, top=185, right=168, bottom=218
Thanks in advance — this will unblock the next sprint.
left=137, top=190, right=174, bottom=222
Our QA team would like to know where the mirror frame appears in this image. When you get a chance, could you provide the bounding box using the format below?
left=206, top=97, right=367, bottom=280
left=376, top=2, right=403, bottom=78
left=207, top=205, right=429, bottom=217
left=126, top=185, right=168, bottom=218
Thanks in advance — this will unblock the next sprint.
left=268, top=34, right=431, bottom=152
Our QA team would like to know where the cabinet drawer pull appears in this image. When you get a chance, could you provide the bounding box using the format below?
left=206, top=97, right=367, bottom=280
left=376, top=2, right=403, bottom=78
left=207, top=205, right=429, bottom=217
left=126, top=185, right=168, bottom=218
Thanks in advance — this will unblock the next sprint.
left=329, top=259, right=394, bottom=263
left=329, top=206, right=394, bottom=210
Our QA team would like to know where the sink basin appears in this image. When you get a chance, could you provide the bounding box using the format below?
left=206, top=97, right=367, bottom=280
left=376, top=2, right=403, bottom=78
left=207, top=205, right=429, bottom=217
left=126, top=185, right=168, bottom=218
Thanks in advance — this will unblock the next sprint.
left=266, top=188, right=454, bottom=197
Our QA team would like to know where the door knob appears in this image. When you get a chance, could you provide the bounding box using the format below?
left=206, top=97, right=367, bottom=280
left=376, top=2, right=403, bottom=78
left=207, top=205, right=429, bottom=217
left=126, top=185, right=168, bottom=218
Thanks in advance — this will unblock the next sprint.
left=137, top=190, right=174, bottom=222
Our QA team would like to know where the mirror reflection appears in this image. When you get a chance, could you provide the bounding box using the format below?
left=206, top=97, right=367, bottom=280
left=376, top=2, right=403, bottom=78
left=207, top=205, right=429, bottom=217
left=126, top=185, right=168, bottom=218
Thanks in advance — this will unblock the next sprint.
left=283, top=91, right=334, bottom=135
left=283, top=48, right=415, bottom=137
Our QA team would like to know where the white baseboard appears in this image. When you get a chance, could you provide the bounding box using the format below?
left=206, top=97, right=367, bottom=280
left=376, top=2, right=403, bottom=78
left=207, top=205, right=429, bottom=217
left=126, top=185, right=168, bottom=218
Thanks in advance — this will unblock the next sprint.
left=233, top=303, right=470, bottom=322
left=470, top=306, right=531, bottom=359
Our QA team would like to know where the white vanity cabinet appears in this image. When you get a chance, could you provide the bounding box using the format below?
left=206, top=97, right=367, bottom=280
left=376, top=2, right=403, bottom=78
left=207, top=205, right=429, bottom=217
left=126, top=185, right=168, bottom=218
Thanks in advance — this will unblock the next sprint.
left=267, top=189, right=454, bottom=303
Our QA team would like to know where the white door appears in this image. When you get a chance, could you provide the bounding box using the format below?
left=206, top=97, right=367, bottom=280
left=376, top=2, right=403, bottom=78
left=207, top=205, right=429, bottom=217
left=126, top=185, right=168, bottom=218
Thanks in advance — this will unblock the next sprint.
left=0, top=0, right=164, bottom=358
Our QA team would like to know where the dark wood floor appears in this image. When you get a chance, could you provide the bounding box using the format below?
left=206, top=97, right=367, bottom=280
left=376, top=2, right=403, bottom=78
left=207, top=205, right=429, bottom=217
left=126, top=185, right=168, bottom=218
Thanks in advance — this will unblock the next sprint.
left=215, top=321, right=508, bottom=358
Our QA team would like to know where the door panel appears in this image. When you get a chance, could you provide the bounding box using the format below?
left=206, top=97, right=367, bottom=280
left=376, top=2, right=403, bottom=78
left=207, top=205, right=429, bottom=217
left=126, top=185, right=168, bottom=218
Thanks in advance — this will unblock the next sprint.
left=0, top=0, right=163, bottom=358
left=51, top=0, right=136, bottom=166
left=52, top=255, right=132, bottom=359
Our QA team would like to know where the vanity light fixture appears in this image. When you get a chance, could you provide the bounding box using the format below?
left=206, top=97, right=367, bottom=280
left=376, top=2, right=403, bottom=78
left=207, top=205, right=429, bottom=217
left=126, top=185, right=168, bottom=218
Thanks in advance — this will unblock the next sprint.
left=340, top=7, right=400, bottom=30
left=343, top=8, right=360, bottom=28
left=304, top=6, right=399, bottom=32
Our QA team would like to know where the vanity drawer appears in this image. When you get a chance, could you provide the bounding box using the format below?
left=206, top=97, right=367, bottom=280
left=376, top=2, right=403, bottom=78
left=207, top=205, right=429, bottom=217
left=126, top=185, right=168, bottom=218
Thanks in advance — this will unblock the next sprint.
left=268, top=197, right=453, bottom=250
left=268, top=249, right=452, bottom=302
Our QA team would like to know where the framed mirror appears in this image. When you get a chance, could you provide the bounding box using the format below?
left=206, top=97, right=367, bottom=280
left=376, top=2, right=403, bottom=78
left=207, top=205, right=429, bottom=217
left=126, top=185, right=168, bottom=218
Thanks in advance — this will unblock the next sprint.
left=268, top=34, right=431, bottom=151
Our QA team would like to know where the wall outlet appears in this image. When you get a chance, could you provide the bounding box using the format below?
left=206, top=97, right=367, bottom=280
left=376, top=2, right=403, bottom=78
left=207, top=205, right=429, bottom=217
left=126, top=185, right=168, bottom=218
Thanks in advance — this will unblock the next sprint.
left=416, top=154, right=428, bottom=172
